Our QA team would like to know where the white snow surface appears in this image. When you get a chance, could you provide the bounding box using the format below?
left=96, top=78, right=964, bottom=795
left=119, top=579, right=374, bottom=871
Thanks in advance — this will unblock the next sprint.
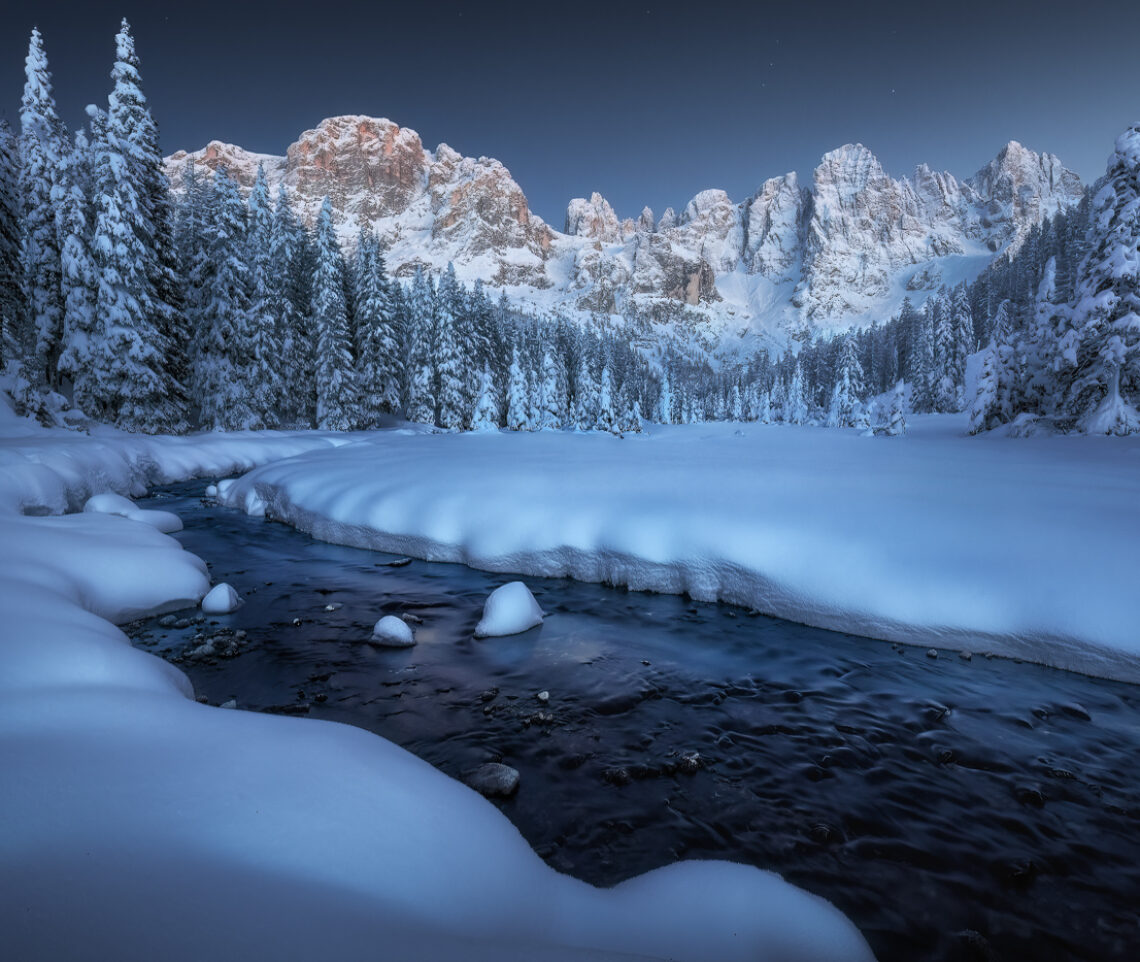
left=372, top=614, right=416, bottom=647
left=83, top=491, right=184, bottom=532
left=0, top=413, right=874, bottom=961
left=474, top=581, right=545, bottom=638
left=201, top=582, right=243, bottom=614
left=220, top=418, right=1140, bottom=683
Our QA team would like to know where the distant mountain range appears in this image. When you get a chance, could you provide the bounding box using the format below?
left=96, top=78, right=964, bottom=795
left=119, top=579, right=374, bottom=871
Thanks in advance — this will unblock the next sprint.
left=166, top=115, right=1083, bottom=347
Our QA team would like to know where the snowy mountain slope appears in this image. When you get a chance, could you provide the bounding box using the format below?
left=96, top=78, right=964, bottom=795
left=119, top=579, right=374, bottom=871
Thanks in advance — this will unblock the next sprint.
left=166, top=115, right=1082, bottom=347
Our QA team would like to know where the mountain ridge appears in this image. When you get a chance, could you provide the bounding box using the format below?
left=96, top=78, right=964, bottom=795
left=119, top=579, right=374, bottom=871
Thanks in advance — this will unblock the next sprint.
left=165, top=115, right=1083, bottom=347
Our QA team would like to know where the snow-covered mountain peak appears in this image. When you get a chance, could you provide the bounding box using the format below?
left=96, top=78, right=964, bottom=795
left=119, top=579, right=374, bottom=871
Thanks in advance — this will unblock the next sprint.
left=565, top=192, right=623, bottom=242
left=166, top=116, right=1083, bottom=348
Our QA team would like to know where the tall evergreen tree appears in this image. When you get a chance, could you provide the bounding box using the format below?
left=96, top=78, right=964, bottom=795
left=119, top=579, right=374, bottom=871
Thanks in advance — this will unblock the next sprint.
left=55, top=129, right=98, bottom=413
left=190, top=171, right=253, bottom=429
left=826, top=334, right=865, bottom=428
left=352, top=226, right=400, bottom=425
left=269, top=184, right=314, bottom=426
left=244, top=165, right=282, bottom=428
left=109, top=19, right=188, bottom=422
left=19, top=28, right=66, bottom=391
left=311, top=197, right=356, bottom=430
left=0, top=122, right=26, bottom=364
left=1063, top=125, right=1140, bottom=434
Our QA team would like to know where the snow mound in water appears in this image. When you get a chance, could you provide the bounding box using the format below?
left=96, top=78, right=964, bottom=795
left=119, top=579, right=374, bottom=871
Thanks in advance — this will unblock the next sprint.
left=371, top=615, right=415, bottom=647
left=201, top=583, right=242, bottom=614
left=83, top=492, right=183, bottom=533
left=475, top=581, right=545, bottom=638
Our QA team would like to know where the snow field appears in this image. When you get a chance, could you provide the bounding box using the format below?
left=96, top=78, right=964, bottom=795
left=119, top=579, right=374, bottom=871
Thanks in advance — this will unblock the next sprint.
left=0, top=418, right=875, bottom=961
left=220, top=417, right=1140, bottom=683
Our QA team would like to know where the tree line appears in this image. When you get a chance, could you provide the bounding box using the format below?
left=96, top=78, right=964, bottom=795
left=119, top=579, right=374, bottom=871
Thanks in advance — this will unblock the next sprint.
left=1, top=23, right=1135, bottom=437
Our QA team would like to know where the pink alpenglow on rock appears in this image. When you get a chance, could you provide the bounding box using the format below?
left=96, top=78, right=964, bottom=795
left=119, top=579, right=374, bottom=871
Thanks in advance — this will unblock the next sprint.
left=474, top=581, right=544, bottom=638
left=201, top=583, right=242, bottom=615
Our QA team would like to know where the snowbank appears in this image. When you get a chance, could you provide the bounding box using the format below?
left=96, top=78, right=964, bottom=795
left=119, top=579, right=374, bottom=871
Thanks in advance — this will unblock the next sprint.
left=84, top=491, right=184, bottom=532
left=0, top=417, right=873, bottom=961
left=220, top=417, right=1140, bottom=683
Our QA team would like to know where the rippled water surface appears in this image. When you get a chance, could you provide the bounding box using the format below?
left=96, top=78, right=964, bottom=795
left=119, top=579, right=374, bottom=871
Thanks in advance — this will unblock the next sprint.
left=131, top=482, right=1140, bottom=962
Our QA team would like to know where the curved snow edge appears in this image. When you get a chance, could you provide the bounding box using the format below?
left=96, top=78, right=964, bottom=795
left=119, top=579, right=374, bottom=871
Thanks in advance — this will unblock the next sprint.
left=231, top=477, right=1140, bottom=686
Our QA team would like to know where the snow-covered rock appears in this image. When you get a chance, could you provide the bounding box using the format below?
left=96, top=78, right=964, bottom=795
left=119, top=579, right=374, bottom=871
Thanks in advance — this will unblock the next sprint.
left=167, top=116, right=1082, bottom=345
left=83, top=492, right=183, bottom=533
left=201, top=583, right=242, bottom=614
left=371, top=614, right=416, bottom=648
left=474, top=581, right=545, bottom=638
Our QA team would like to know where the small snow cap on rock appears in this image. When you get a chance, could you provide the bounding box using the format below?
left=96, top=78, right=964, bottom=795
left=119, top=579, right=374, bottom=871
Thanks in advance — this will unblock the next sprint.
left=473, top=581, right=544, bottom=638
left=371, top=614, right=416, bottom=648
left=201, top=583, right=243, bottom=615
left=205, top=484, right=218, bottom=497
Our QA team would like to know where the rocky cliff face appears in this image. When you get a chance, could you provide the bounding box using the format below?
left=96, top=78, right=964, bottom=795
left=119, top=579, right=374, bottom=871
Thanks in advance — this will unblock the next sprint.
left=167, top=117, right=1083, bottom=344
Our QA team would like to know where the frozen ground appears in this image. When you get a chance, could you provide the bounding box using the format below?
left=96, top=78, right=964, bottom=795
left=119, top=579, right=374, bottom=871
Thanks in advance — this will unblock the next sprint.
left=0, top=406, right=873, bottom=961
left=218, top=416, right=1140, bottom=683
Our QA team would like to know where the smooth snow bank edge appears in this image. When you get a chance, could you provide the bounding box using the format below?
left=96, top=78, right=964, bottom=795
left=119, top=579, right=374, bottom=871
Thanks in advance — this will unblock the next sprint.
left=218, top=423, right=1140, bottom=685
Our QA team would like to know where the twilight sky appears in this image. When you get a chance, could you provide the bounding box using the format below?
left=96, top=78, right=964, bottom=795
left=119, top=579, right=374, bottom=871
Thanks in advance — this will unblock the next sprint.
left=3, top=0, right=1138, bottom=226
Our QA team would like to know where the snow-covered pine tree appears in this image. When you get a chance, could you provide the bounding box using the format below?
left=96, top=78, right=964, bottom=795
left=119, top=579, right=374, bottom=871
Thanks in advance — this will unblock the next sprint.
left=55, top=129, right=99, bottom=414
left=572, top=352, right=596, bottom=430
left=191, top=170, right=254, bottom=430
left=656, top=367, right=674, bottom=424
left=85, top=93, right=184, bottom=433
left=786, top=361, right=808, bottom=425
left=244, top=165, right=282, bottom=428
left=19, top=28, right=66, bottom=393
left=312, top=197, right=356, bottom=431
left=433, top=263, right=466, bottom=429
left=0, top=122, right=24, bottom=364
left=909, top=306, right=937, bottom=413
left=404, top=267, right=435, bottom=423
left=595, top=364, right=618, bottom=434
left=537, top=349, right=566, bottom=429
left=470, top=364, right=500, bottom=431
left=968, top=300, right=1017, bottom=434
left=268, top=184, right=314, bottom=426
left=352, top=227, right=400, bottom=426
left=1063, top=124, right=1140, bottom=434
left=1023, top=256, right=1067, bottom=418
left=108, top=20, right=189, bottom=424
left=884, top=380, right=907, bottom=436
left=826, top=334, right=864, bottom=428
left=506, top=345, right=531, bottom=431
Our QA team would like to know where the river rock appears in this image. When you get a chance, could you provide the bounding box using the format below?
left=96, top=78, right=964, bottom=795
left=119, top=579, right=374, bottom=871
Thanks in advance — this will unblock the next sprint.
left=465, top=762, right=520, bottom=798
left=371, top=615, right=415, bottom=648
left=201, top=583, right=242, bottom=615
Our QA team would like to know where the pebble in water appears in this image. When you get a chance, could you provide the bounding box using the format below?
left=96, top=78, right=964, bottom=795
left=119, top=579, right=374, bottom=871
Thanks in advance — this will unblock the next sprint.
left=466, top=762, right=520, bottom=798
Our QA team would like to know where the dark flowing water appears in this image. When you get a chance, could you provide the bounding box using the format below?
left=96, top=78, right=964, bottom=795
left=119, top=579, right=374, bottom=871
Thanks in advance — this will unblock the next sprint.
left=129, top=482, right=1140, bottom=962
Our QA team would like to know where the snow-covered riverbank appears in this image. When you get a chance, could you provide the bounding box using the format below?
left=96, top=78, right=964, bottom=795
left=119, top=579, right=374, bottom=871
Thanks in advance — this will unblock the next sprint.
left=219, top=417, right=1140, bottom=683
left=0, top=410, right=873, bottom=962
